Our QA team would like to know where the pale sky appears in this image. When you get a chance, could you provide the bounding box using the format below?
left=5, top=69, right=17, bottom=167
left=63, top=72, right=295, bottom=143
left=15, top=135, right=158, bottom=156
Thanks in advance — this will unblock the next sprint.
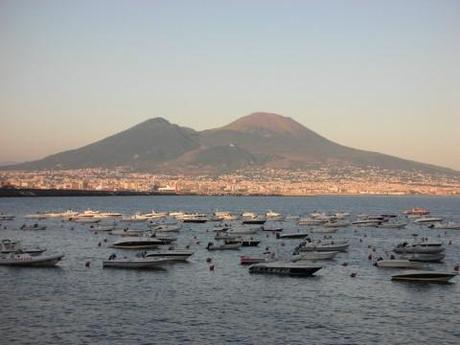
left=1, top=0, right=459, bottom=169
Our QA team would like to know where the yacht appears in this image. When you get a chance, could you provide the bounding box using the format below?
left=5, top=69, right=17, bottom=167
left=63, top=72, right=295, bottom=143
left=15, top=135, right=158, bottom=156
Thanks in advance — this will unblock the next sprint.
left=296, top=240, right=349, bottom=252
left=393, top=238, right=444, bottom=254
left=430, top=222, right=460, bottom=230
left=413, top=217, right=443, bottom=224
left=150, top=224, right=182, bottom=232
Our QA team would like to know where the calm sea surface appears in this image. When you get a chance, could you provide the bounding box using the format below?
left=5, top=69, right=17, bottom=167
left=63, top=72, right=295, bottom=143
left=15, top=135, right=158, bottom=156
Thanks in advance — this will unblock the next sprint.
left=0, top=195, right=459, bottom=345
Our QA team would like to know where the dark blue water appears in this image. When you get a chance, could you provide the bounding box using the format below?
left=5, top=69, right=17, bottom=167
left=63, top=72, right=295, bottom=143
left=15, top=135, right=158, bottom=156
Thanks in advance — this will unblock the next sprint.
left=0, top=196, right=459, bottom=345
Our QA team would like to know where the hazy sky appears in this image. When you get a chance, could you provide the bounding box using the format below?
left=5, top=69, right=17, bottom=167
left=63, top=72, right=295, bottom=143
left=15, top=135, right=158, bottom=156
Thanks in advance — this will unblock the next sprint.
left=1, top=0, right=459, bottom=169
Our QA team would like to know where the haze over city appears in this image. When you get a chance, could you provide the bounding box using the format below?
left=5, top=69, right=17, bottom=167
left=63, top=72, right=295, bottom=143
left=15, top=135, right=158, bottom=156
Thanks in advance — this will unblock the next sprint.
left=1, top=0, right=459, bottom=169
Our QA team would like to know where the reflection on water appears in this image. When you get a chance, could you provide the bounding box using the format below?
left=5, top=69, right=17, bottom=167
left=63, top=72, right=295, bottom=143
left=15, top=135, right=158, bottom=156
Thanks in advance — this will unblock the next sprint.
left=0, top=195, right=459, bottom=344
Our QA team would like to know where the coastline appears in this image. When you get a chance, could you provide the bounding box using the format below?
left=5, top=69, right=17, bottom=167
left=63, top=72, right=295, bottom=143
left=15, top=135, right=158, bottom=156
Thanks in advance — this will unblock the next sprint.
left=0, top=188, right=457, bottom=198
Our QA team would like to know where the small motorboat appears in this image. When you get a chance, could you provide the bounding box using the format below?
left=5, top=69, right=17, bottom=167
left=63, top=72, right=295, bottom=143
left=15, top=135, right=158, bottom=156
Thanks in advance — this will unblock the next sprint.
left=391, top=271, right=457, bottom=283
left=292, top=251, right=339, bottom=261
left=430, top=222, right=460, bottom=230
left=399, top=253, right=445, bottom=263
left=206, top=242, right=241, bottom=251
left=0, top=239, right=46, bottom=256
left=261, top=226, right=283, bottom=232
left=224, top=238, right=259, bottom=247
left=297, top=240, right=349, bottom=252
left=0, top=252, right=64, bottom=267
left=227, top=228, right=259, bottom=235
left=248, top=262, right=322, bottom=277
left=242, top=215, right=266, bottom=225
left=276, top=232, right=310, bottom=239
left=393, top=241, right=444, bottom=254
left=144, top=249, right=194, bottom=261
left=375, top=259, right=423, bottom=269
left=73, top=218, right=101, bottom=224
left=88, top=225, right=116, bottom=232
left=414, top=217, right=443, bottom=224
left=0, top=214, right=15, bottom=221
left=323, top=221, right=350, bottom=228
left=110, top=229, right=148, bottom=237
left=103, top=256, right=170, bottom=269
left=110, top=237, right=163, bottom=249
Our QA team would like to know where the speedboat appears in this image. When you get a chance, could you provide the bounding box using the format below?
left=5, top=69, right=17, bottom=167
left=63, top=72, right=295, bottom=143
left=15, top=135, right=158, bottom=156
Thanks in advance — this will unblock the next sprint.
left=103, top=256, right=170, bottom=269
left=297, top=240, right=349, bottom=252
left=110, top=237, right=163, bottom=249
left=0, top=239, right=46, bottom=256
left=376, top=259, right=423, bottom=269
left=88, top=225, right=116, bottom=232
left=266, top=210, right=285, bottom=221
left=276, top=232, right=310, bottom=239
left=393, top=239, right=444, bottom=254
left=414, top=217, right=443, bottom=224
left=399, top=253, right=445, bottom=263
left=110, top=229, right=148, bottom=237
left=206, top=242, right=241, bottom=250
left=144, top=249, right=194, bottom=261
left=228, top=228, right=259, bottom=235
left=73, top=218, right=101, bottom=224
left=431, top=222, right=460, bottom=230
left=248, top=262, right=322, bottom=277
left=0, top=252, right=64, bottom=267
left=120, top=214, right=149, bottom=223
left=391, top=271, right=457, bottom=283
left=292, top=251, right=339, bottom=261
left=181, top=214, right=208, bottom=223
left=224, top=238, right=260, bottom=247
left=297, top=217, right=326, bottom=226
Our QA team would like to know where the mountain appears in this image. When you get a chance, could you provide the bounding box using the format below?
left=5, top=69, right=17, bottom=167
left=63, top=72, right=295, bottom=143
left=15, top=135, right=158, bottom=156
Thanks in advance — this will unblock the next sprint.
left=11, top=118, right=199, bottom=171
left=6, top=112, right=459, bottom=176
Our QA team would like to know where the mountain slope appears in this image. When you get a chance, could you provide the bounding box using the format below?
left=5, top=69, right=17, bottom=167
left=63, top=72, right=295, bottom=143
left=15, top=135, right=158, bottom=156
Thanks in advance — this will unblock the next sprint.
left=11, top=118, right=199, bottom=170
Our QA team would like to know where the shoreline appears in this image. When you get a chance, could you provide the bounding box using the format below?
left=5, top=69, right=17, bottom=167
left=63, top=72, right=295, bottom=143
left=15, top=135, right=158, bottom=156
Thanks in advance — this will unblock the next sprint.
left=0, top=188, right=458, bottom=198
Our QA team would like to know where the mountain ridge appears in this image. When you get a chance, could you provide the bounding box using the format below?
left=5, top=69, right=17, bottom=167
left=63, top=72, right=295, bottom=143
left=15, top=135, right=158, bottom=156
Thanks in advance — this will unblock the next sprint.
left=5, top=112, right=459, bottom=176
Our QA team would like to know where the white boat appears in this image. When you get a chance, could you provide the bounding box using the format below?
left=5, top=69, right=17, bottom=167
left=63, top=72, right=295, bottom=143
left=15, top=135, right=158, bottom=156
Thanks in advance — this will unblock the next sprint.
left=297, top=240, right=349, bottom=252
left=431, top=222, right=460, bottom=230
left=120, top=214, right=149, bottom=223
left=323, top=221, right=350, bottom=228
left=103, top=256, right=170, bottom=269
left=414, top=217, right=443, bottom=224
left=393, top=240, right=444, bottom=254
left=399, top=253, right=445, bottom=262
left=0, top=252, right=64, bottom=267
left=24, top=213, right=48, bottom=220
left=228, top=228, right=259, bottom=235
left=376, top=259, right=423, bottom=269
left=110, top=237, right=163, bottom=249
left=298, top=217, right=326, bottom=226
left=73, top=218, right=101, bottom=224
left=144, top=249, right=194, bottom=261
left=352, top=219, right=381, bottom=227
left=391, top=271, right=457, bottom=283
left=292, top=251, right=339, bottom=261
left=0, top=239, right=46, bottom=256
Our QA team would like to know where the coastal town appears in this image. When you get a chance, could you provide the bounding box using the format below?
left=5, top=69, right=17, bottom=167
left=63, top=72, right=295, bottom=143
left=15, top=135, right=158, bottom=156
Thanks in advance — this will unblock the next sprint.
left=1, top=165, right=459, bottom=196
